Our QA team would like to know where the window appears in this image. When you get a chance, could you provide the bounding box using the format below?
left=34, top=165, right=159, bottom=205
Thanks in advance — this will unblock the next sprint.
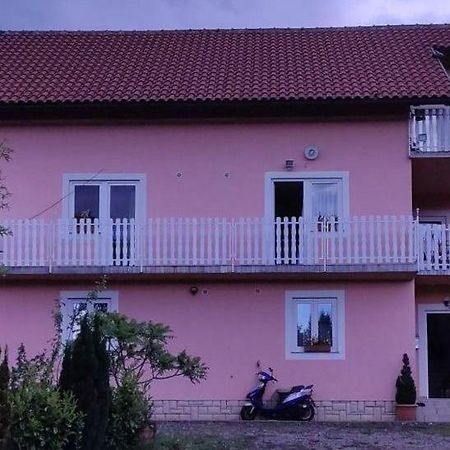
left=285, top=290, right=345, bottom=360
left=60, top=291, right=119, bottom=342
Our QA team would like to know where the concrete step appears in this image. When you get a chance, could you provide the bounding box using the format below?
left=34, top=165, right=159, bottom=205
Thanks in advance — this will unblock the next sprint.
left=417, top=398, right=450, bottom=422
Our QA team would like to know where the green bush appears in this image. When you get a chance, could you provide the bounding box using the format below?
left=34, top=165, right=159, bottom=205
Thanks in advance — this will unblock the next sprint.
left=106, top=375, right=150, bottom=450
left=10, top=383, right=83, bottom=450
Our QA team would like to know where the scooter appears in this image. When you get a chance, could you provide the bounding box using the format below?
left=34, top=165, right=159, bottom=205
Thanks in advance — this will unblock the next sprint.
left=240, top=365, right=315, bottom=421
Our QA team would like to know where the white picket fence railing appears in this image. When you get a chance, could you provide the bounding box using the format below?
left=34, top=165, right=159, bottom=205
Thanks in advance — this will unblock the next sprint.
left=0, top=216, right=418, bottom=270
left=418, top=224, right=450, bottom=272
left=410, top=105, right=450, bottom=154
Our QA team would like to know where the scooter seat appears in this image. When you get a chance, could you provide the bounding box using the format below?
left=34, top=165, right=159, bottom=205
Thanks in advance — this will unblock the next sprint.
left=290, top=385, right=305, bottom=392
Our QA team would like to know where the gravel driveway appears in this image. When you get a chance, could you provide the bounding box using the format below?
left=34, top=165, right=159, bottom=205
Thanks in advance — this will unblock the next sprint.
left=154, top=421, right=450, bottom=449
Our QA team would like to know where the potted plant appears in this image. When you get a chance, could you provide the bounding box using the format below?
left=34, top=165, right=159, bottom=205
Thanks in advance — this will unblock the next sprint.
left=304, top=336, right=331, bottom=353
left=395, top=353, right=417, bottom=421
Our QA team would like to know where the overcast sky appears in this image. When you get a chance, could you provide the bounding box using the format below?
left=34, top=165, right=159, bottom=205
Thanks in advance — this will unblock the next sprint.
left=2, top=0, right=450, bottom=30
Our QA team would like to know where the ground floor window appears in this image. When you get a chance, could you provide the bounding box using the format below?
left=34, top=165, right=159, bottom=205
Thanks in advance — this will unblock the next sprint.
left=60, top=290, right=119, bottom=342
left=285, top=290, right=345, bottom=360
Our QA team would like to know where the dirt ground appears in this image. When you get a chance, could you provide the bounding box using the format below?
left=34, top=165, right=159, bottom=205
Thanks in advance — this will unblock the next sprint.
left=153, top=421, right=450, bottom=449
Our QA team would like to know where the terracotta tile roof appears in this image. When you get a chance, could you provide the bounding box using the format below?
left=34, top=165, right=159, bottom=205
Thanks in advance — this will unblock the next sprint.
left=1, top=25, right=450, bottom=106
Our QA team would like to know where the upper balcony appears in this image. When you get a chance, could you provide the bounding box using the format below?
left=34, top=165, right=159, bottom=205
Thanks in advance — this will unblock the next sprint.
left=0, top=215, right=422, bottom=280
left=410, top=105, right=450, bottom=156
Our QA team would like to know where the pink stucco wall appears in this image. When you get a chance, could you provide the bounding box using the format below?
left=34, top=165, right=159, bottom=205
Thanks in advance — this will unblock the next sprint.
left=0, top=281, right=415, bottom=401
left=0, top=119, right=411, bottom=219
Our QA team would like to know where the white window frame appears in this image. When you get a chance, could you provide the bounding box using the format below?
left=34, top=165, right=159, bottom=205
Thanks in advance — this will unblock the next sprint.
left=60, top=290, right=119, bottom=343
left=285, top=290, right=345, bottom=360
left=62, top=173, right=147, bottom=224
left=264, top=171, right=350, bottom=224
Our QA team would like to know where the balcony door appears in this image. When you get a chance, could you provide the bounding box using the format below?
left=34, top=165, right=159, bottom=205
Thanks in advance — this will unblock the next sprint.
left=62, top=174, right=145, bottom=266
left=266, top=172, right=348, bottom=265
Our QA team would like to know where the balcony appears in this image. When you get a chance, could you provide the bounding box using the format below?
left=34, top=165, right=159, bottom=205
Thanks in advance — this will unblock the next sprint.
left=410, top=105, right=450, bottom=155
left=0, top=216, right=419, bottom=278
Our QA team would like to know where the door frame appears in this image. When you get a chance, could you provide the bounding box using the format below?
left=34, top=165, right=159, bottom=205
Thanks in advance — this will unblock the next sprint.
left=417, top=303, right=450, bottom=398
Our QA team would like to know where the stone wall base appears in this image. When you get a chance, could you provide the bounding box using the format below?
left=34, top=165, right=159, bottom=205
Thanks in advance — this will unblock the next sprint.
left=152, top=400, right=395, bottom=422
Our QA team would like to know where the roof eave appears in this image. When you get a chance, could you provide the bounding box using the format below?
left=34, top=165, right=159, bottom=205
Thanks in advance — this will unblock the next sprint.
left=0, top=96, right=447, bottom=121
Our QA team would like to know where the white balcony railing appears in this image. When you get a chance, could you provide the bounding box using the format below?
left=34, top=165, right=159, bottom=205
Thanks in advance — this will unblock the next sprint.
left=418, top=223, right=450, bottom=273
left=410, top=105, right=450, bottom=154
left=0, top=216, right=417, bottom=272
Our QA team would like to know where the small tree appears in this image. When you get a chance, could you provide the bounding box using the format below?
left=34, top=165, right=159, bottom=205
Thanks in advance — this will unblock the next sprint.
left=395, top=353, right=417, bottom=405
left=59, top=315, right=111, bottom=450
left=0, top=141, right=12, bottom=276
left=100, top=313, right=207, bottom=448
left=0, top=141, right=12, bottom=219
left=0, top=348, right=11, bottom=450
left=100, top=312, right=208, bottom=395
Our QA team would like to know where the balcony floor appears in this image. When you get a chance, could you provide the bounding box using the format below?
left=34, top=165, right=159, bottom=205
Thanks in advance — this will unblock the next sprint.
left=1, top=263, right=417, bottom=282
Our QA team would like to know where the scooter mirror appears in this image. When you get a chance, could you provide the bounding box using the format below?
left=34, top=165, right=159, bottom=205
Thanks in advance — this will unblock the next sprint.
left=256, top=360, right=261, bottom=368
left=269, top=367, right=273, bottom=373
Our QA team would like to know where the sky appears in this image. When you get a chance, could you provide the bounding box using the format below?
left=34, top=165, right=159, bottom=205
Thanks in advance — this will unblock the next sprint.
left=2, top=0, right=450, bottom=30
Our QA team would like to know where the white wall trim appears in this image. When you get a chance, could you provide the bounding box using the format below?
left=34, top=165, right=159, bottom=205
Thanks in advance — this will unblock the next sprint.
left=62, top=173, right=147, bottom=223
left=285, top=289, right=345, bottom=361
left=417, top=303, right=450, bottom=398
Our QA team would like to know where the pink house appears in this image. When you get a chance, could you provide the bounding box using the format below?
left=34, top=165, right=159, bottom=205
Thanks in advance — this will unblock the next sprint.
left=1, top=25, right=450, bottom=421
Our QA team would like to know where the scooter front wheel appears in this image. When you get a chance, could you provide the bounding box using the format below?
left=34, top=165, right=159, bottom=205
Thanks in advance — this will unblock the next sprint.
left=297, top=403, right=315, bottom=421
left=240, top=405, right=257, bottom=420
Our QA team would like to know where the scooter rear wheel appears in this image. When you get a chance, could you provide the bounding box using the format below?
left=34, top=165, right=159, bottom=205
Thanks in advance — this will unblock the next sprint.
left=240, top=405, right=257, bottom=420
left=297, top=403, right=315, bottom=421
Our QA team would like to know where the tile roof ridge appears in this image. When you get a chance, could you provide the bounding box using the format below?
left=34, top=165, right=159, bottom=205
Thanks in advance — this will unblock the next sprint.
left=1, top=23, right=450, bottom=35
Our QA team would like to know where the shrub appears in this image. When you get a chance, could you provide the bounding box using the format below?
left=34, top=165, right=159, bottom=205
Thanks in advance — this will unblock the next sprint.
left=106, top=375, right=149, bottom=450
left=395, top=353, right=417, bottom=405
left=10, top=381, right=82, bottom=450
left=59, top=314, right=111, bottom=450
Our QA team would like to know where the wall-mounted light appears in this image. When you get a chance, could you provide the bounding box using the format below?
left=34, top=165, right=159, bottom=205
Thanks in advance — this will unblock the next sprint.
left=190, top=286, right=199, bottom=296
left=304, top=147, right=319, bottom=160
left=285, top=159, right=294, bottom=170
